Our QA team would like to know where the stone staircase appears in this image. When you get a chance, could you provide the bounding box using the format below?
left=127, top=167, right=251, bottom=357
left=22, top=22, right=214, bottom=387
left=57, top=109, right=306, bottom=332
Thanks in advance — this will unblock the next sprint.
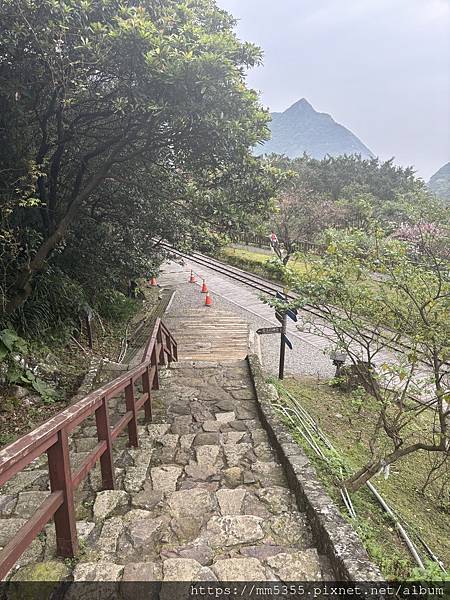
left=1, top=312, right=332, bottom=584
left=82, top=359, right=330, bottom=582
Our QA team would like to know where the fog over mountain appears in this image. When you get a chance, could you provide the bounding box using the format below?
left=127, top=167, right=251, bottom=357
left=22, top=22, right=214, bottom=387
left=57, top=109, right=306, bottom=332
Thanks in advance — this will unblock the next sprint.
left=258, top=98, right=374, bottom=160
left=217, top=0, right=450, bottom=179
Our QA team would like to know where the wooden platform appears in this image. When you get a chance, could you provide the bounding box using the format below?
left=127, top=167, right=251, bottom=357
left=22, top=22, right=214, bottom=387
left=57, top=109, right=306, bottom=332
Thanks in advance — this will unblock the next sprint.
left=164, top=310, right=249, bottom=361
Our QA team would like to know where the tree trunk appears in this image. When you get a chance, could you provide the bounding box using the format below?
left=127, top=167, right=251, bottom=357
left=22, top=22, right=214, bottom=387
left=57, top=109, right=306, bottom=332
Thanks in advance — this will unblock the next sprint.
left=344, top=441, right=444, bottom=493
left=5, top=162, right=114, bottom=315
left=344, top=460, right=382, bottom=493
left=5, top=218, right=70, bottom=314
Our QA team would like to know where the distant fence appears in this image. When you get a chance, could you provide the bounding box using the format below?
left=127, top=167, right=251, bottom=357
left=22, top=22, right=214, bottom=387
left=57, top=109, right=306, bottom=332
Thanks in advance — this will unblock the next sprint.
left=230, top=233, right=325, bottom=255
left=0, top=318, right=177, bottom=580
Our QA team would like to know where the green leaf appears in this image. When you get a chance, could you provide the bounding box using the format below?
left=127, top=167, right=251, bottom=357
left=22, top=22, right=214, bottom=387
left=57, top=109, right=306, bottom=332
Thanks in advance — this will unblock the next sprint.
left=6, top=364, right=23, bottom=384
left=0, top=329, right=20, bottom=351
left=31, top=378, right=56, bottom=403
left=0, top=340, right=8, bottom=362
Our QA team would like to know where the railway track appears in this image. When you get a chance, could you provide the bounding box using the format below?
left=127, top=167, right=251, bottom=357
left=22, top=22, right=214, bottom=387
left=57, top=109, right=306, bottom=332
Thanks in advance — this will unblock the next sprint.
left=159, top=243, right=330, bottom=319
left=158, top=242, right=445, bottom=368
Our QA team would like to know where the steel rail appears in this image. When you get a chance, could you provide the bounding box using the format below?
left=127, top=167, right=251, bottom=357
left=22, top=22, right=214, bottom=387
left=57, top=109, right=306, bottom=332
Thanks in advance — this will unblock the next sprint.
left=160, top=243, right=445, bottom=366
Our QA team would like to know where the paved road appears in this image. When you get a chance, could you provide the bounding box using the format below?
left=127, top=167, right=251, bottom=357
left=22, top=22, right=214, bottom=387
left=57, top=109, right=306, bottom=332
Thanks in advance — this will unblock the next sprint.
left=159, top=261, right=335, bottom=379
left=159, top=260, right=446, bottom=411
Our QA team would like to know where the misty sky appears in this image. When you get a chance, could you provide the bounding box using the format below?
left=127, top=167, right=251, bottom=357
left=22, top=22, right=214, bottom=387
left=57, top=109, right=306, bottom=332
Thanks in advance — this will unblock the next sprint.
left=217, top=0, right=450, bottom=180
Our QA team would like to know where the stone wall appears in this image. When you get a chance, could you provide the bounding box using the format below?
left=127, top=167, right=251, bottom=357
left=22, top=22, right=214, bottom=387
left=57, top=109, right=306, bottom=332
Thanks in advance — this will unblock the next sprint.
left=247, top=354, right=383, bottom=582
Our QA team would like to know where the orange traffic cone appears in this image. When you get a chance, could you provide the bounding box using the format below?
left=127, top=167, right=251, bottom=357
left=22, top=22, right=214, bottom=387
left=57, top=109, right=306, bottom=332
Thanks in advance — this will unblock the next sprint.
left=189, top=270, right=196, bottom=283
left=201, top=279, right=208, bottom=293
left=150, top=276, right=157, bottom=286
left=205, top=291, right=212, bottom=306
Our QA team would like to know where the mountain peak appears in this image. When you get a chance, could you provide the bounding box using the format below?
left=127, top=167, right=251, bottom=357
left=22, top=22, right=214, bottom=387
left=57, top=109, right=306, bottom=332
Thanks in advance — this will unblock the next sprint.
left=287, top=98, right=314, bottom=111
left=258, top=99, right=374, bottom=160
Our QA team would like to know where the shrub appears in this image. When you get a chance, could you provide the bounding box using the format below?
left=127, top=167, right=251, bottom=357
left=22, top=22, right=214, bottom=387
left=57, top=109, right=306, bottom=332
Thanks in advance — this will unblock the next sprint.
left=6, top=268, right=86, bottom=340
left=95, top=289, right=137, bottom=322
left=0, top=328, right=59, bottom=403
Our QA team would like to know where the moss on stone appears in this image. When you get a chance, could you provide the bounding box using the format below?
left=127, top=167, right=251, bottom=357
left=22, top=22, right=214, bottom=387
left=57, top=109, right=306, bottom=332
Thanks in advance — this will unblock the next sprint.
left=7, top=561, right=70, bottom=600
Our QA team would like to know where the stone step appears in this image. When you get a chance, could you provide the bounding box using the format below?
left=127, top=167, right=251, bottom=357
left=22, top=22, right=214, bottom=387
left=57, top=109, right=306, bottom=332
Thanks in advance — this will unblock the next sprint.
left=168, top=309, right=244, bottom=316
left=176, top=327, right=248, bottom=330
left=70, top=547, right=326, bottom=582
left=168, top=316, right=248, bottom=320
left=3, top=357, right=329, bottom=582
left=174, top=331, right=247, bottom=336
left=208, top=548, right=323, bottom=580
left=179, top=354, right=247, bottom=359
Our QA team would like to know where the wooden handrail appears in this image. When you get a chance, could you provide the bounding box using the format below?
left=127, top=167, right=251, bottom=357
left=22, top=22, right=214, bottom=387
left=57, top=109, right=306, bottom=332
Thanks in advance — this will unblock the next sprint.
left=0, top=317, right=177, bottom=580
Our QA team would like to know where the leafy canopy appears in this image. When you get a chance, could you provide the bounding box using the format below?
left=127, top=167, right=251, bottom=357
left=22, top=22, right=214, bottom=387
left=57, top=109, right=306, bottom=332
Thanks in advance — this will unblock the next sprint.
left=0, top=0, right=277, bottom=328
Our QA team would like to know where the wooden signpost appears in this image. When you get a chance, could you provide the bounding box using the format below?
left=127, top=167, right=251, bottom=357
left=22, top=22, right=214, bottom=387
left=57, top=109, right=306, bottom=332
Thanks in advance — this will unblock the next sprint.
left=256, top=292, right=297, bottom=380
left=257, top=326, right=282, bottom=335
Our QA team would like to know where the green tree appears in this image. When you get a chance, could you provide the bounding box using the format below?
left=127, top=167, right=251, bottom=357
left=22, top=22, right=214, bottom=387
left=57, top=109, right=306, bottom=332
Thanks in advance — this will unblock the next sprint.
left=271, top=184, right=335, bottom=262
left=266, top=155, right=444, bottom=243
left=56, top=155, right=278, bottom=302
left=276, top=230, right=449, bottom=492
left=0, top=0, right=270, bottom=315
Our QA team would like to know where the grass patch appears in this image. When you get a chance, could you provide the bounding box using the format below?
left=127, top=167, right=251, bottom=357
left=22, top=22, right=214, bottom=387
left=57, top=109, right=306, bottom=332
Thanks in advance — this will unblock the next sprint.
left=219, top=246, right=308, bottom=282
left=220, top=246, right=384, bottom=293
left=272, top=376, right=450, bottom=580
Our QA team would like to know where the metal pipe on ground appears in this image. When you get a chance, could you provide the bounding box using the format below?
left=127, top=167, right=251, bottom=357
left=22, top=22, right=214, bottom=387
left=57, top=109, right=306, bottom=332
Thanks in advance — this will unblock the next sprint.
left=273, top=387, right=440, bottom=571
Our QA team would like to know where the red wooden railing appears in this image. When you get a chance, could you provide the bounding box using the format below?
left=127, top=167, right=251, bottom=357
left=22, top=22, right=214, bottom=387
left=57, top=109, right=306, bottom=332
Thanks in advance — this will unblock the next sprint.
left=0, top=318, right=177, bottom=580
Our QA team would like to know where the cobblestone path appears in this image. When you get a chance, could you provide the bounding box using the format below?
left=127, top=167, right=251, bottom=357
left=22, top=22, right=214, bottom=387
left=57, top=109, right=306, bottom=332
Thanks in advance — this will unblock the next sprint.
left=1, top=311, right=333, bottom=584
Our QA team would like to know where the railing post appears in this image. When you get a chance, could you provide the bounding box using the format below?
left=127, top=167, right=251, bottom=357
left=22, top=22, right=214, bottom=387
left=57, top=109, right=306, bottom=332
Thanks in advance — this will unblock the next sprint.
left=142, top=367, right=152, bottom=423
left=47, top=429, right=78, bottom=557
left=125, top=380, right=138, bottom=447
left=166, top=335, right=173, bottom=365
left=157, top=329, right=166, bottom=366
left=95, top=397, right=115, bottom=490
left=151, top=346, right=160, bottom=391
